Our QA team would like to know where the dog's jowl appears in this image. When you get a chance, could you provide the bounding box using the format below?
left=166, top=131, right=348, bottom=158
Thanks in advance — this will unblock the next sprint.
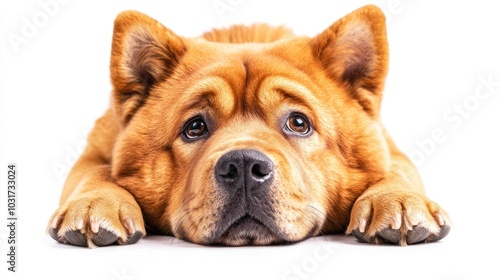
left=48, top=5, right=450, bottom=247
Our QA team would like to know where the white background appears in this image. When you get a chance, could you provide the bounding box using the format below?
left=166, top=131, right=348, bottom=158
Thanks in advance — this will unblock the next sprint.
left=1, top=0, right=499, bottom=279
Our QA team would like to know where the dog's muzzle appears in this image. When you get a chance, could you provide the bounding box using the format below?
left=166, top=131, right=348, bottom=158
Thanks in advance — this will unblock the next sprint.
left=210, top=149, right=282, bottom=244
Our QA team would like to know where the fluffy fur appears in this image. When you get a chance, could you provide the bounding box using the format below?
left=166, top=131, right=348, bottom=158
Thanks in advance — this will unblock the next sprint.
left=48, top=5, right=450, bottom=247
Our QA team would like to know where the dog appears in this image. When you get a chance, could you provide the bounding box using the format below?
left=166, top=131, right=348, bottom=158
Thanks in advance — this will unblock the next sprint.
left=47, top=5, right=450, bottom=247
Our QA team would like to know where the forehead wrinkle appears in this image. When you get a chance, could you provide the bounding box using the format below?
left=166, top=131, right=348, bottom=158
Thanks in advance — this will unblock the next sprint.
left=180, top=76, right=235, bottom=116
left=258, top=76, right=316, bottom=111
left=233, top=57, right=272, bottom=120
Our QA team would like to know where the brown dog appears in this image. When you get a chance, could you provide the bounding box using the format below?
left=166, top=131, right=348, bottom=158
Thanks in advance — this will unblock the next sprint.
left=47, top=5, right=450, bottom=247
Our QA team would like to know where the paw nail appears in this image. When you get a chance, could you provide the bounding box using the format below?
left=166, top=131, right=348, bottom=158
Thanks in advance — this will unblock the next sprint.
left=124, top=218, right=136, bottom=235
left=76, top=219, right=84, bottom=230
left=359, top=218, right=367, bottom=233
left=91, top=219, right=100, bottom=233
left=51, top=216, right=61, bottom=229
left=391, top=214, right=402, bottom=230
left=436, top=213, right=445, bottom=226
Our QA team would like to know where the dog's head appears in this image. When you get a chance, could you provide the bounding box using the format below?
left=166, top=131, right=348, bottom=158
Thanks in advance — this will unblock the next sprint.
left=109, top=5, right=391, bottom=245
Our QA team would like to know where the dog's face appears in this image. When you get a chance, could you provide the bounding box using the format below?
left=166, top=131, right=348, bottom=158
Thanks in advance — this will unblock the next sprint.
left=109, top=6, right=391, bottom=245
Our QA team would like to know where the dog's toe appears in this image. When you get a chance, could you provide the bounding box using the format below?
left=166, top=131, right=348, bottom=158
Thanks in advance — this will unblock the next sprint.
left=47, top=195, right=146, bottom=248
left=49, top=228, right=61, bottom=243
left=353, top=228, right=404, bottom=245
left=407, top=226, right=431, bottom=245
left=65, top=230, right=87, bottom=247
left=92, top=228, right=119, bottom=246
left=352, top=229, right=369, bottom=243
left=426, top=224, right=451, bottom=243
left=126, top=231, right=144, bottom=244
left=377, top=228, right=400, bottom=244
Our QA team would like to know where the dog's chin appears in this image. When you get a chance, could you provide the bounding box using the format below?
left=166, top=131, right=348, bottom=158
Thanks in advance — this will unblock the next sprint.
left=216, top=215, right=284, bottom=246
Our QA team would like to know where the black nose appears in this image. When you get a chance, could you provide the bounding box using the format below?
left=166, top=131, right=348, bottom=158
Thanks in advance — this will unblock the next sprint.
left=215, top=149, right=274, bottom=191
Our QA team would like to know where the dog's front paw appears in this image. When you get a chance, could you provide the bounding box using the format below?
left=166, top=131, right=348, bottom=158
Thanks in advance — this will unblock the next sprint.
left=47, top=191, right=145, bottom=248
left=346, top=189, right=450, bottom=245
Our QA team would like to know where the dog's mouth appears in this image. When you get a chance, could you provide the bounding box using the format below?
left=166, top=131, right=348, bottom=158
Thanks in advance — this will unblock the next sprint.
left=216, top=214, right=282, bottom=246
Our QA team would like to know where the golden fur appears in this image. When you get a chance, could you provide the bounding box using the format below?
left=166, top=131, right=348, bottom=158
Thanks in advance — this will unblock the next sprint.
left=48, top=5, right=450, bottom=247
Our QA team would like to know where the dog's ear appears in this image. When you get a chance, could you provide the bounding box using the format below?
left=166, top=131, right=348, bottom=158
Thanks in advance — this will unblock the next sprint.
left=310, top=5, right=388, bottom=117
left=110, top=10, right=186, bottom=123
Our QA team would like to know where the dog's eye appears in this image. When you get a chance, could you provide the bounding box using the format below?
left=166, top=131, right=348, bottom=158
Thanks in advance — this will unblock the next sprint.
left=184, top=118, right=208, bottom=140
left=285, top=113, right=311, bottom=135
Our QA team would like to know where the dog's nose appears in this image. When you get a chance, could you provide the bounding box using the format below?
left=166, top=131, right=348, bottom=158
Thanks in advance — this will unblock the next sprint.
left=215, top=149, right=273, bottom=190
